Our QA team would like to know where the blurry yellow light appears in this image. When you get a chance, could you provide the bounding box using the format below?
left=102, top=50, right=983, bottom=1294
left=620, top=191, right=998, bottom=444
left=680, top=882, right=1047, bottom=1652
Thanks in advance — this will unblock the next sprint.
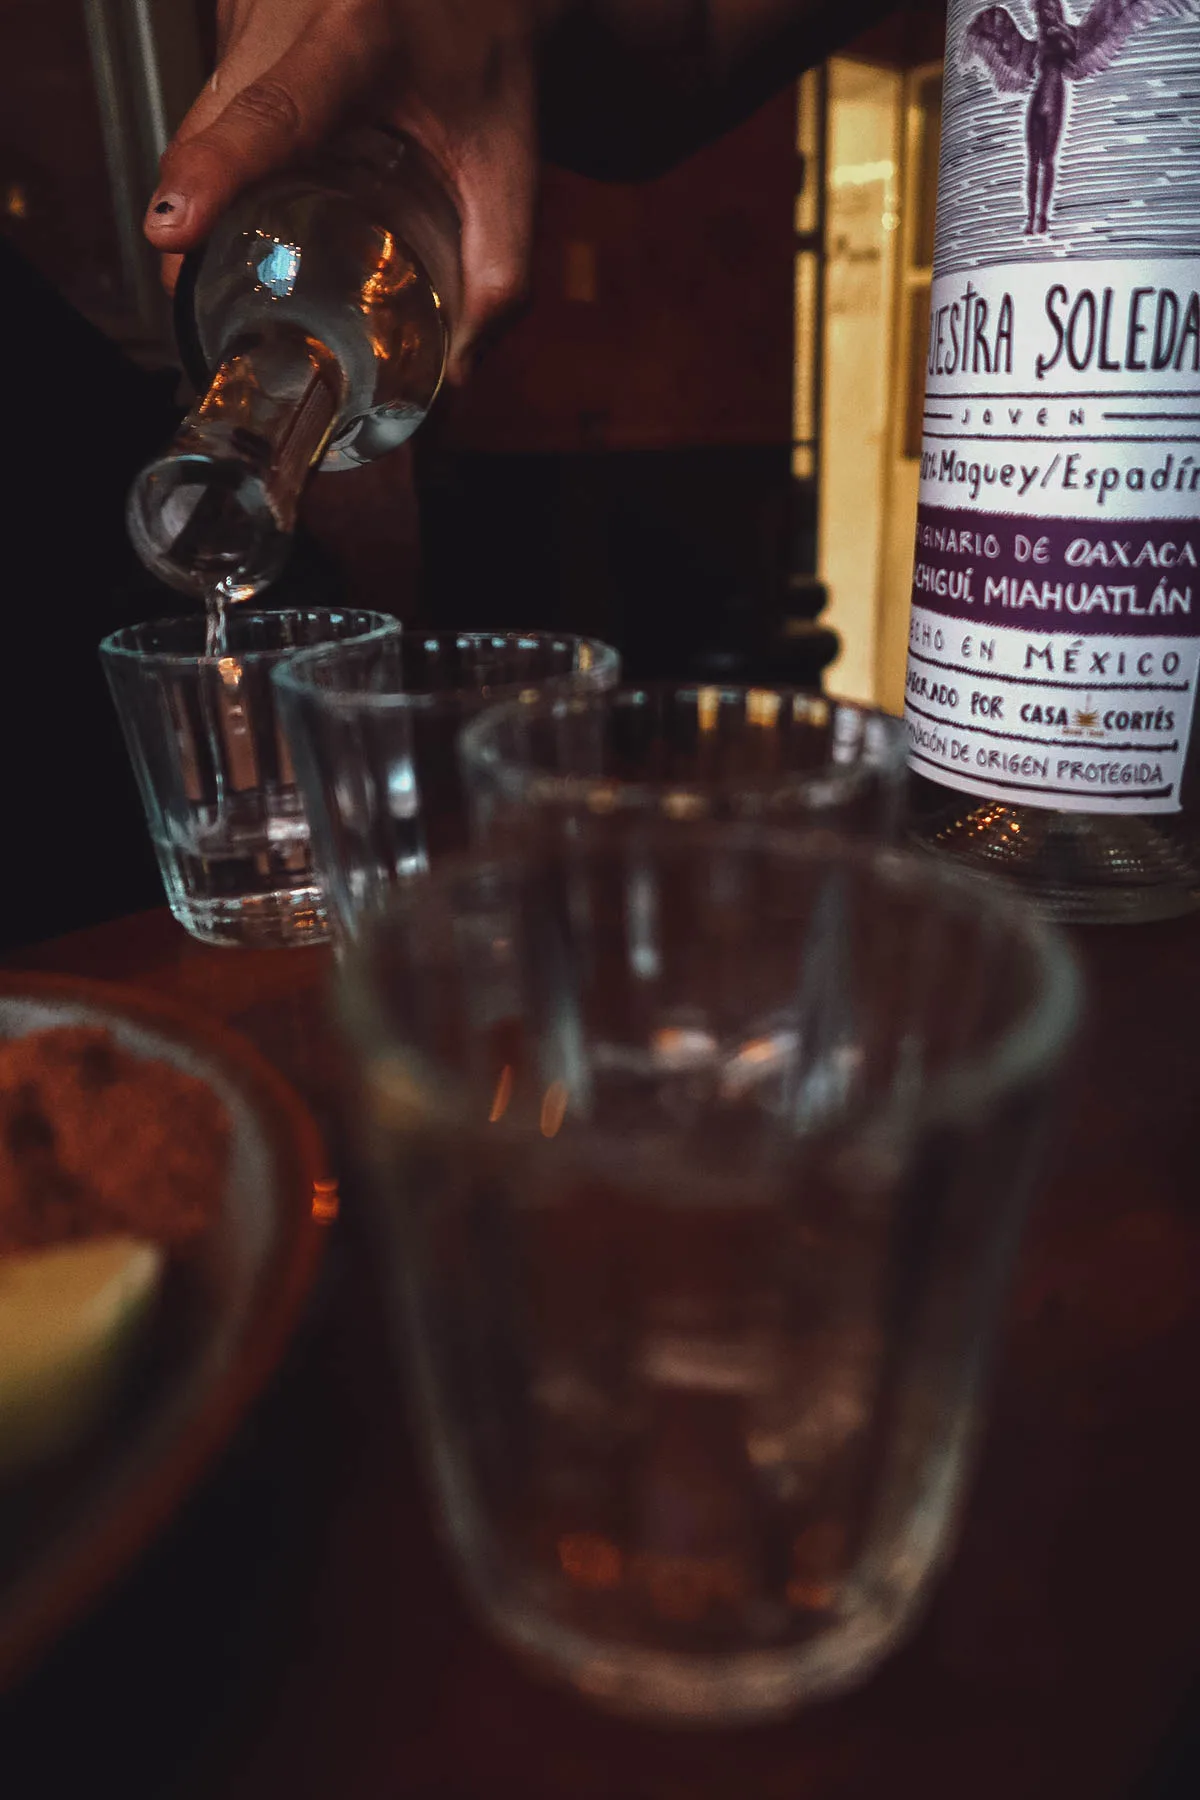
left=747, top=689, right=781, bottom=729
left=696, top=686, right=721, bottom=733
left=661, top=790, right=707, bottom=821
left=585, top=783, right=620, bottom=815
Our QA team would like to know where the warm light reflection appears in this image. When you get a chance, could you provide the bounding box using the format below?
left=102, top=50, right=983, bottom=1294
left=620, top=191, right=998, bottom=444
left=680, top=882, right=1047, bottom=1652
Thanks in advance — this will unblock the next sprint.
left=721, top=1030, right=798, bottom=1099
left=830, top=157, right=897, bottom=188
left=198, top=354, right=253, bottom=425
left=360, top=232, right=396, bottom=306
left=661, top=790, right=708, bottom=821
left=585, top=783, right=620, bottom=815
left=746, top=689, right=781, bottom=729
left=651, top=1026, right=715, bottom=1068
left=793, top=694, right=829, bottom=729
left=786, top=1576, right=839, bottom=1610
left=217, top=656, right=243, bottom=689
left=311, top=1178, right=340, bottom=1224
left=696, top=686, right=721, bottom=733
left=488, top=1064, right=514, bottom=1124
left=540, top=1081, right=569, bottom=1138
left=558, top=1532, right=623, bottom=1590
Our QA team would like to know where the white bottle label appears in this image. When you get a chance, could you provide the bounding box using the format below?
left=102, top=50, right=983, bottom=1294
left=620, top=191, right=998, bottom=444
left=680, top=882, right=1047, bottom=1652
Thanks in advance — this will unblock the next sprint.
left=905, top=2, right=1200, bottom=814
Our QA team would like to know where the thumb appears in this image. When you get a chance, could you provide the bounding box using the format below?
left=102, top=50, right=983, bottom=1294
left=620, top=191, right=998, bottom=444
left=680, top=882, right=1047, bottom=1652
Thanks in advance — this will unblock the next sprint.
left=144, top=25, right=386, bottom=250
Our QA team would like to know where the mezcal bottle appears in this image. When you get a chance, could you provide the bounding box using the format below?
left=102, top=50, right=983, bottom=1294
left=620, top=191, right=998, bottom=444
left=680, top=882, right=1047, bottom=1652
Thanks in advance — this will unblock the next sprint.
left=905, top=0, right=1200, bottom=921
left=127, top=128, right=460, bottom=604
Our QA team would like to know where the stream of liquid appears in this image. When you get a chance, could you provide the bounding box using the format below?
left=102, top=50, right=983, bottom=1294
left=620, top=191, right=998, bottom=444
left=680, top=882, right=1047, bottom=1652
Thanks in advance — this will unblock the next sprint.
left=159, top=588, right=324, bottom=942
left=204, top=595, right=229, bottom=659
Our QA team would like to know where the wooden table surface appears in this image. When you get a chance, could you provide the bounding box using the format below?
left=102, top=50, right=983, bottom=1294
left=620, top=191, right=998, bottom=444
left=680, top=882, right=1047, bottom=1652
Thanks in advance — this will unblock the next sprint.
left=3, top=906, right=1199, bottom=1800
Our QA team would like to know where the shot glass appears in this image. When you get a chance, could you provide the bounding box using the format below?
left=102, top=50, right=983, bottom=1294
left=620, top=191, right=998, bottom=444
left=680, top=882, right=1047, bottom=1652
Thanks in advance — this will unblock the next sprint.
left=460, top=685, right=905, bottom=847
left=339, top=825, right=1079, bottom=1725
left=100, top=608, right=398, bottom=947
left=272, top=630, right=619, bottom=943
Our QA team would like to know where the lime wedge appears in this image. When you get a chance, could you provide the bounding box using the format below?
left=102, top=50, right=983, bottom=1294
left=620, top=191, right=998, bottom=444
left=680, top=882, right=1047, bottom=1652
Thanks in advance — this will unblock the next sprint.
left=0, top=1238, right=164, bottom=1477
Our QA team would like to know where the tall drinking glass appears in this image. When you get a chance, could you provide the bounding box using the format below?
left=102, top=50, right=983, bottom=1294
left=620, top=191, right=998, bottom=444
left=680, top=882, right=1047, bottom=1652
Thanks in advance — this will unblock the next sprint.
left=340, top=825, right=1079, bottom=1724
left=273, top=631, right=618, bottom=942
left=100, top=608, right=398, bottom=947
left=460, top=686, right=905, bottom=846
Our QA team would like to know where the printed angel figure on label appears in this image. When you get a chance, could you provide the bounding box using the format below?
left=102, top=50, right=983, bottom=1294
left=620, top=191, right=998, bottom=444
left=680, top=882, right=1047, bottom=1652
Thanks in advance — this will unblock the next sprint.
left=962, top=0, right=1200, bottom=235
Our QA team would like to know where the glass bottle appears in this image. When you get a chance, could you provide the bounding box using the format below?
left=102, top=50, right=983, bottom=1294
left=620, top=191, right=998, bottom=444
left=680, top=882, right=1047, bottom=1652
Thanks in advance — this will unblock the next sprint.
left=127, top=128, right=461, bottom=603
left=904, top=0, right=1200, bottom=922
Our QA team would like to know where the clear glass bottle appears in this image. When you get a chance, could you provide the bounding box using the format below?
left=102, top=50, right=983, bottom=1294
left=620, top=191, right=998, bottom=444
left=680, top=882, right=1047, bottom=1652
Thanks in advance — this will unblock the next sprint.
left=128, top=128, right=461, bottom=603
left=904, top=1, right=1200, bottom=922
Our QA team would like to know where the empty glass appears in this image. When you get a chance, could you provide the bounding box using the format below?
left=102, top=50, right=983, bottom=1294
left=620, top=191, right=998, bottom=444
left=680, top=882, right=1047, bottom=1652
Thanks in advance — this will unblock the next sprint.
left=339, top=824, right=1079, bottom=1724
left=460, top=686, right=905, bottom=847
left=100, top=609, right=398, bottom=947
left=272, top=630, right=619, bottom=942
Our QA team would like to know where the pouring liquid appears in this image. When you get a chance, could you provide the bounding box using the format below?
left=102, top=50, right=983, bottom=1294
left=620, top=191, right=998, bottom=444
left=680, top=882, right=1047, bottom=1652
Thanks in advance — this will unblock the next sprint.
left=204, top=596, right=229, bottom=660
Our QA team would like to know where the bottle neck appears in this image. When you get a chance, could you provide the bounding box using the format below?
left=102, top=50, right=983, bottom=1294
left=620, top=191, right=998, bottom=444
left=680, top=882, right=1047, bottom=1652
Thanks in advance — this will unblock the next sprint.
left=127, top=325, right=343, bottom=603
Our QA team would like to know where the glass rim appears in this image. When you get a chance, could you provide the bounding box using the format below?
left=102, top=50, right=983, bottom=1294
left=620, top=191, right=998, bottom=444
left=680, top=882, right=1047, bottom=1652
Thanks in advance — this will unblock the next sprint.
left=459, top=684, right=906, bottom=812
left=270, top=629, right=620, bottom=710
left=340, top=825, right=1081, bottom=1132
left=98, top=609, right=401, bottom=669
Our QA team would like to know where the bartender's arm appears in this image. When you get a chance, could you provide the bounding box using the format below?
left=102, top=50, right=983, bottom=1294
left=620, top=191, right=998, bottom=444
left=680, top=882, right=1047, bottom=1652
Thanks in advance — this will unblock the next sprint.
left=144, top=0, right=889, bottom=379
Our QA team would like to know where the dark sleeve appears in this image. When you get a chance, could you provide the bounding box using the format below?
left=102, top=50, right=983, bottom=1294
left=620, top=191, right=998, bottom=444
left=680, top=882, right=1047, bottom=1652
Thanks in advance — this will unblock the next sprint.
left=0, top=236, right=179, bottom=952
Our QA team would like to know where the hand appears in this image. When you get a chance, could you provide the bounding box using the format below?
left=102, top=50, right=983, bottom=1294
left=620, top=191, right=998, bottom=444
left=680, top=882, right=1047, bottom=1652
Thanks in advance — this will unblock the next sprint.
left=144, top=0, right=558, bottom=382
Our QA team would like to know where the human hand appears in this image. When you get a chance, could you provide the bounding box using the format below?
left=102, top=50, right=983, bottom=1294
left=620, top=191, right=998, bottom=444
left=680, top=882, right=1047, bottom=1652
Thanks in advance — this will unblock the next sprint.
left=144, top=0, right=558, bottom=381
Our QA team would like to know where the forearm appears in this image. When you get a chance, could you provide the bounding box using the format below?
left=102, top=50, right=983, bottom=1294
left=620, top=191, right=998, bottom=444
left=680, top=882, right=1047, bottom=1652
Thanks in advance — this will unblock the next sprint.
left=540, top=0, right=894, bottom=178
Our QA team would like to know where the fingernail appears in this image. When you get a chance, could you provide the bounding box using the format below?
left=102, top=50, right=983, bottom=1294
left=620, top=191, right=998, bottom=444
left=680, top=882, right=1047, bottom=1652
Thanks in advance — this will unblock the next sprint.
left=147, top=192, right=188, bottom=227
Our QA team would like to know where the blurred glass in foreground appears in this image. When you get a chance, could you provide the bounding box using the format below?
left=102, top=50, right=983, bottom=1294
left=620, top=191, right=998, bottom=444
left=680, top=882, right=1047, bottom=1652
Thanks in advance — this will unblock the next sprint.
left=339, top=823, right=1078, bottom=1724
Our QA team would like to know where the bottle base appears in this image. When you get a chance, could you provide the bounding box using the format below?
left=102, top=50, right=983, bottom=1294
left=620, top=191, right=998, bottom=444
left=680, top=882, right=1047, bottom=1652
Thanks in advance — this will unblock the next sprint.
left=909, top=801, right=1200, bottom=925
